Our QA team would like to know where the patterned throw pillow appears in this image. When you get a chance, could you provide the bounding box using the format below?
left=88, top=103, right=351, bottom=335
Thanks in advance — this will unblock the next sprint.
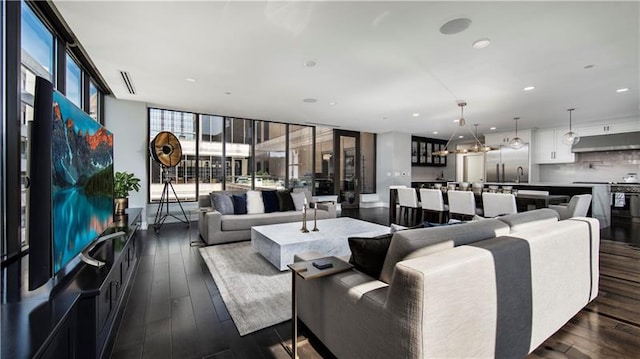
left=246, top=190, right=265, bottom=214
left=210, top=192, right=234, bottom=215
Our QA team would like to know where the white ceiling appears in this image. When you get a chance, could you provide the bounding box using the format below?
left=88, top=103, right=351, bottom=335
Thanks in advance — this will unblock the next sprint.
left=53, top=1, right=640, bottom=139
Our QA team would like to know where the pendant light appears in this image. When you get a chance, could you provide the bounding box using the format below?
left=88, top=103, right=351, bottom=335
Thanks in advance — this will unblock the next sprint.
left=562, top=108, right=580, bottom=145
left=509, top=117, right=524, bottom=149
left=435, top=101, right=491, bottom=156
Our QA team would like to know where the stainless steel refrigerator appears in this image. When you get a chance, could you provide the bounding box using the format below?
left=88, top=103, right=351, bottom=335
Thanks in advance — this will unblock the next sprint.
left=485, top=144, right=529, bottom=183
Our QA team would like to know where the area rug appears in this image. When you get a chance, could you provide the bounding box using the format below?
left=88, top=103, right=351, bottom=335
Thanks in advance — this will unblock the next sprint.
left=199, top=242, right=291, bottom=336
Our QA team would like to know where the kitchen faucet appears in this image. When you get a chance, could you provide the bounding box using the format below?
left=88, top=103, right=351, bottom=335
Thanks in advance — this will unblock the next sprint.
left=516, top=166, right=524, bottom=183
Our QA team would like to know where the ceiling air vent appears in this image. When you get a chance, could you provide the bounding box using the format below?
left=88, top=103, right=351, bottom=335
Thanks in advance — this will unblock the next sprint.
left=119, top=71, right=136, bottom=95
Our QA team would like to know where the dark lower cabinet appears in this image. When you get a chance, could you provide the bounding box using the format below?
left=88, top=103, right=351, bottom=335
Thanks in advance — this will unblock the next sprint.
left=5, top=208, right=143, bottom=359
left=39, top=309, right=77, bottom=359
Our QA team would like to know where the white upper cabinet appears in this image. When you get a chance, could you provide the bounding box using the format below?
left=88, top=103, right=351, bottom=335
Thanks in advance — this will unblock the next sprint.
left=533, top=128, right=575, bottom=164
left=577, top=117, right=640, bottom=137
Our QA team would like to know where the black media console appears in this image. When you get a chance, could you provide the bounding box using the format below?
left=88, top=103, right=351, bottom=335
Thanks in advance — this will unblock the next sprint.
left=1, top=208, right=142, bottom=359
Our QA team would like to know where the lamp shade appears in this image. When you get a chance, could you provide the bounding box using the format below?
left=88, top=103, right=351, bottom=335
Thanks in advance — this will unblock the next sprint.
left=509, top=137, right=524, bottom=149
left=562, top=131, right=581, bottom=145
left=150, top=131, right=183, bottom=167
left=562, top=108, right=580, bottom=145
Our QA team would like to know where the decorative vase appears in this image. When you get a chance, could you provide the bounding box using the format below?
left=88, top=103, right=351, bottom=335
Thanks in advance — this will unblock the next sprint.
left=114, top=198, right=128, bottom=215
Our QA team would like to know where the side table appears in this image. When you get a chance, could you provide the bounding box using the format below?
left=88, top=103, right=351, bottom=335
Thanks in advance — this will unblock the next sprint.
left=189, top=208, right=210, bottom=247
left=287, top=257, right=353, bottom=358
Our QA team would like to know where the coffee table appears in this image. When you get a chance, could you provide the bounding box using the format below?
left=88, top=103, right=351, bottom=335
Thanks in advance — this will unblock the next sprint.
left=251, top=217, right=390, bottom=270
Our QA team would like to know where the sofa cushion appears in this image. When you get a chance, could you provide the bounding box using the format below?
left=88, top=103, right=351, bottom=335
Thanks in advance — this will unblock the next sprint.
left=291, top=191, right=306, bottom=211
left=221, top=211, right=301, bottom=231
left=262, top=190, right=280, bottom=213
left=348, top=233, right=393, bottom=279
left=232, top=194, right=248, bottom=215
left=210, top=192, right=235, bottom=215
left=277, top=190, right=296, bottom=212
left=497, top=208, right=559, bottom=232
left=379, top=219, right=510, bottom=284
left=246, top=190, right=265, bottom=214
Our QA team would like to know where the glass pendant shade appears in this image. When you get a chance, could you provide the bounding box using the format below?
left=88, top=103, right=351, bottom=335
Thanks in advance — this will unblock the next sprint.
left=562, top=109, right=580, bottom=145
left=509, top=117, right=524, bottom=149
left=509, top=137, right=524, bottom=149
left=562, top=131, right=580, bottom=145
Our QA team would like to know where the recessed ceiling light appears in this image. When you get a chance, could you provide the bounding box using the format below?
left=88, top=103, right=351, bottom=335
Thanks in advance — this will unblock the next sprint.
left=186, top=78, right=196, bottom=83
left=224, top=91, right=231, bottom=95
left=433, top=131, right=439, bottom=135
left=490, top=127, right=497, bottom=130
left=412, top=113, right=420, bottom=117
left=302, top=98, right=317, bottom=103
left=458, top=135, right=464, bottom=139
left=472, top=38, right=491, bottom=49
left=329, top=102, right=337, bottom=106
left=523, top=86, right=535, bottom=91
left=439, top=18, right=472, bottom=35
left=584, top=64, right=595, bottom=69
left=616, top=88, right=629, bottom=93
left=304, top=60, right=317, bottom=67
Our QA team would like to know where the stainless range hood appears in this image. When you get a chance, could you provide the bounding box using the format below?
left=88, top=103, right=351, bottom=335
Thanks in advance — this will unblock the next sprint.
left=572, top=131, right=640, bottom=152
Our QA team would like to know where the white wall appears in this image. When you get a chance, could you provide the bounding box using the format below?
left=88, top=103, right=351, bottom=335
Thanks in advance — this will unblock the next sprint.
left=104, top=96, right=149, bottom=228
left=376, top=132, right=412, bottom=206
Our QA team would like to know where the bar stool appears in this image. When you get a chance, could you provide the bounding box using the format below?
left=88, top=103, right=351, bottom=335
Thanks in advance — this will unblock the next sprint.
left=482, top=192, right=518, bottom=217
left=447, top=190, right=483, bottom=221
left=397, top=188, right=421, bottom=226
left=419, top=188, right=449, bottom=224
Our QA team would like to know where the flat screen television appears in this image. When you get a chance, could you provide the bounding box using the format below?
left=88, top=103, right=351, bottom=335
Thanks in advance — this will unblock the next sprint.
left=29, top=77, right=114, bottom=290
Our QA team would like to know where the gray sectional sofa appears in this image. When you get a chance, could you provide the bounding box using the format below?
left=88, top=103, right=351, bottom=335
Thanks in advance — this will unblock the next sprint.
left=197, top=190, right=337, bottom=245
left=295, top=209, right=599, bottom=358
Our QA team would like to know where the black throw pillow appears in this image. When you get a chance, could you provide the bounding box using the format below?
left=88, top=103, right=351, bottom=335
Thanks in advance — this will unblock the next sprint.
left=348, top=233, right=394, bottom=279
left=276, top=190, right=295, bottom=212
left=261, top=190, right=280, bottom=213
left=232, top=194, right=247, bottom=215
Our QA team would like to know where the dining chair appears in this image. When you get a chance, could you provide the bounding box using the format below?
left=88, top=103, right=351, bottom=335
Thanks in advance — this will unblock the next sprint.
left=419, top=188, right=448, bottom=224
left=389, top=185, right=407, bottom=223
left=548, top=194, right=592, bottom=220
left=447, top=190, right=483, bottom=221
left=482, top=192, right=518, bottom=217
left=397, top=188, right=421, bottom=226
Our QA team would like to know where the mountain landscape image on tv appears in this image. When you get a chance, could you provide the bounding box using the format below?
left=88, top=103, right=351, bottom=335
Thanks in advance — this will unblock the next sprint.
left=51, top=91, right=114, bottom=274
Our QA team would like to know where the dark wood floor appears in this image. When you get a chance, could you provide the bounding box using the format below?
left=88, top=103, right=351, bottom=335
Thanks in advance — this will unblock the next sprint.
left=110, top=210, right=640, bottom=359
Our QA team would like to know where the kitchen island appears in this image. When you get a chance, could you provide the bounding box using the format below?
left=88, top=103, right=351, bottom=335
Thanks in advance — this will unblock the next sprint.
left=403, top=182, right=610, bottom=228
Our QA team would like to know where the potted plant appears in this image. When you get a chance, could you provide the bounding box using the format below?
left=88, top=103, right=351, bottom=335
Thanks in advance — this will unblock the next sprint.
left=114, top=171, right=141, bottom=215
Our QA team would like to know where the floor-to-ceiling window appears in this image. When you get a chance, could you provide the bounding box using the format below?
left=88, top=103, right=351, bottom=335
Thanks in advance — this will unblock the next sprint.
left=20, top=2, right=54, bottom=248
left=225, top=117, right=253, bottom=190
left=148, top=108, right=197, bottom=201
left=315, top=127, right=334, bottom=195
left=65, top=53, right=81, bottom=107
left=88, top=80, right=98, bottom=121
left=199, top=114, right=224, bottom=194
left=288, top=125, right=313, bottom=191
left=255, top=121, right=286, bottom=190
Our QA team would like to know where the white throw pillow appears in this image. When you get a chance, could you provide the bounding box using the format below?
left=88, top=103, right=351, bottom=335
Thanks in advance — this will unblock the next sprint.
left=246, top=190, right=265, bottom=214
left=290, top=192, right=307, bottom=211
